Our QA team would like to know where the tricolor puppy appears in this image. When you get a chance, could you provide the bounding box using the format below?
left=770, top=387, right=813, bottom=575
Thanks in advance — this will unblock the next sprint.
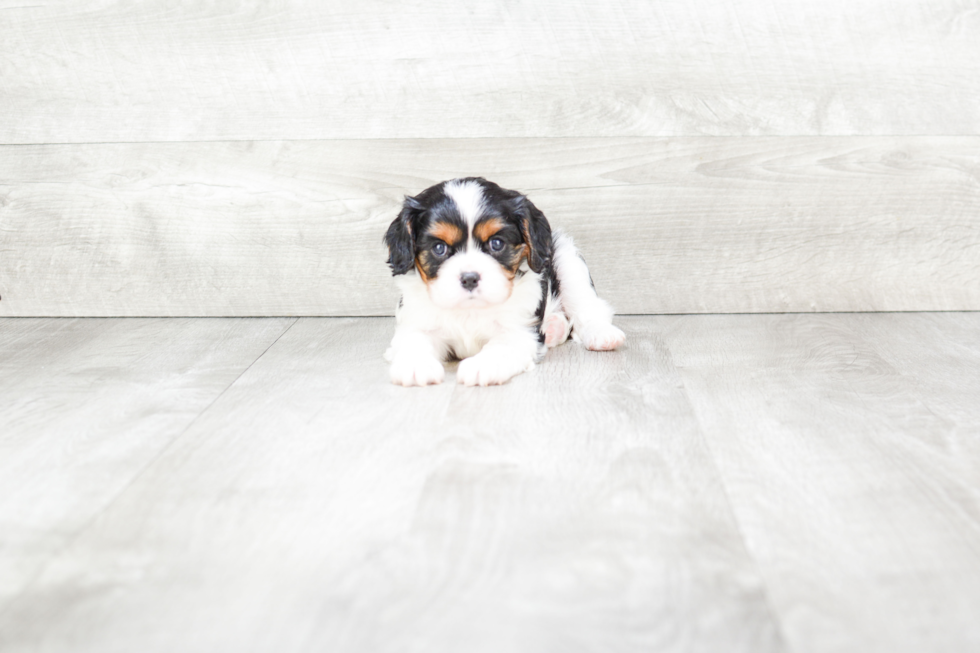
left=383, top=177, right=625, bottom=387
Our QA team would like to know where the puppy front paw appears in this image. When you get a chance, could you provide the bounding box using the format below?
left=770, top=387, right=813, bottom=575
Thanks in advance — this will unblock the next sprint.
left=575, top=323, right=626, bottom=351
left=390, top=355, right=445, bottom=386
left=457, top=351, right=533, bottom=387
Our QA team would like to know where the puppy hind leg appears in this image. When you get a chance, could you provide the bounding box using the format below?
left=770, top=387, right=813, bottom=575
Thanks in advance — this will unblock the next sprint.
left=540, top=291, right=571, bottom=348
left=552, top=231, right=625, bottom=351
left=543, top=312, right=570, bottom=348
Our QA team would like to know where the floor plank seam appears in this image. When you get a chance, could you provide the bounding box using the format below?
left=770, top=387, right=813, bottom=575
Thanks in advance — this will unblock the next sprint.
left=667, top=345, right=796, bottom=653
left=0, top=317, right=299, bottom=621
left=841, top=333, right=980, bottom=552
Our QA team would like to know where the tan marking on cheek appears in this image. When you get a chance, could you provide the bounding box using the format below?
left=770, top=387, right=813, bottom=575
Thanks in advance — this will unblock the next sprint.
left=415, top=256, right=431, bottom=283
left=474, top=218, right=506, bottom=243
left=501, top=244, right=527, bottom=280
left=429, top=222, right=464, bottom=245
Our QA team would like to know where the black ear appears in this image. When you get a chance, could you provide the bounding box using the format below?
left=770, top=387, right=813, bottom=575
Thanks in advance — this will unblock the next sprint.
left=384, top=196, right=423, bottom=275
left=509, top=195, right=553, bottom=273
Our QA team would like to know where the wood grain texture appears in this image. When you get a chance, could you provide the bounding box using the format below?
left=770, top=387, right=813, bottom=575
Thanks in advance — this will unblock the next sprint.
left=1, top=0, right=978, bottom=143
left=2, top=137, right=979, bottom=316
left=662, top=313, right=980, bottom=653
left=0, top=317, right=294, bottom=611
left=858, top=312, right=980, bottom=439
left=0, top=317, right=784, bottom=653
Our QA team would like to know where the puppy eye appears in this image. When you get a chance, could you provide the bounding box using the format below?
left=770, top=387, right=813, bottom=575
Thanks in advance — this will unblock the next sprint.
left=489, top=237, right=504, bottom=252
left=432, top=242, right=448, bottom=257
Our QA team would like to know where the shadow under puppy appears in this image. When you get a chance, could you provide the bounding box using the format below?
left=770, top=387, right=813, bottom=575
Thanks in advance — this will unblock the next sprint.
left=384, top=177, right=625, bottom=386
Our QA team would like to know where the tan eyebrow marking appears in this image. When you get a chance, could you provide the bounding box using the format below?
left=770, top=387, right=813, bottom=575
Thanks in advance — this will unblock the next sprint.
left=474, top=217, right=505, bottom=242
left=429, top=221, right=464, bottom=245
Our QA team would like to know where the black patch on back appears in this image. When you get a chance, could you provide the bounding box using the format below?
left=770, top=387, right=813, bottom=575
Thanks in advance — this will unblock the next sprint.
left=532, top=273, right=548, bottom=345
left=548, top=243, right=562, bottom=298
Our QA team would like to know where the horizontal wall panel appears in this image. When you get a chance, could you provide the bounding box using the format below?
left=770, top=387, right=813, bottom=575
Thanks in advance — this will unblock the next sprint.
left=1, top=137, right=978, bottom=316
left=1, top=1, right=978, bottom=143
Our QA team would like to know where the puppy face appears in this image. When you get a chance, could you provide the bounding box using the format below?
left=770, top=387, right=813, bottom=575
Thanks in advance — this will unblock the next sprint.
left=384, top=178, right=553, bottom=309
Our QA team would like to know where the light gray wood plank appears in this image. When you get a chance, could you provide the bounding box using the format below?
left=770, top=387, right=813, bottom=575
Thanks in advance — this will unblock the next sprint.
left=855, top=312, right=980, bottom=439
left=0, top=317, right=784, bottom=653
left=1, top=0, right=977, bottom=143
left=0, top=317, right=294, bottom=611
left=663, top=313, right=980, bottom=653
left=2, top=137, right=978, bottom=316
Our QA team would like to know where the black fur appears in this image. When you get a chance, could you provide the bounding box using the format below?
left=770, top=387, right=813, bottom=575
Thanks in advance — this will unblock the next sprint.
left=509, top=196, right=553, bottom=274
left=384, top=177, right=557, bottom=280
left=532, top=274, right=549, bottom=346
left=472, top=178, right=553, bottom=273
left=384, top=196, right=424, bottom=275
left=385, top=177, right=570, bottom=360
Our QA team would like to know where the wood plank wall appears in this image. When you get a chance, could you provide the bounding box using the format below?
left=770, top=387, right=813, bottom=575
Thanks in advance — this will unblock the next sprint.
left=1, top=1, right=978, bottom=316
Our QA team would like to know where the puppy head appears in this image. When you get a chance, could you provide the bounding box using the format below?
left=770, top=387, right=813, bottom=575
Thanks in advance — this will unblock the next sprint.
left=384, top=178, right=552, bottom=309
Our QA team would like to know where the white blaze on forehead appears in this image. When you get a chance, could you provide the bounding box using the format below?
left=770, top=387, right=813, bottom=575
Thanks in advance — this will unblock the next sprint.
left=443, top=179, right=485, bottom=228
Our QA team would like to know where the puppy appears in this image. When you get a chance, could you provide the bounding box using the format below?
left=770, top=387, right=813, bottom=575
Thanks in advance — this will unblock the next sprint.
left=383, top=177, right=625, bottom=387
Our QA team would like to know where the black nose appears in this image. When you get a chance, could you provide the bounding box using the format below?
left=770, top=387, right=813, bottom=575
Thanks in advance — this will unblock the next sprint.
left=460, top=272, right=481, bottom=291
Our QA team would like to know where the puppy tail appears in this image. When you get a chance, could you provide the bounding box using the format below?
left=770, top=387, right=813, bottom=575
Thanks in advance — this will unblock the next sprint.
left=551, top=230, right=625, bottom=351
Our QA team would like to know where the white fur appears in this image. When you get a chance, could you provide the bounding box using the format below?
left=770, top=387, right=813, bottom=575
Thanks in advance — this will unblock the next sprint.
left=552, top=231, right=626, bottom=352
left=535, top=289, right=570, bottom=348
left=386, top=182, right=624, bottom=387
left=456, top=328, right=540, bottom=387
left=386, top=269, right=543, bottom=386
left=443, top=179, right=485, bottom=228
left=386, top=327, right=445, bottom=386
left=426, top=249, right=513, bottom=309
left=386, top=266, right=541, bottom=366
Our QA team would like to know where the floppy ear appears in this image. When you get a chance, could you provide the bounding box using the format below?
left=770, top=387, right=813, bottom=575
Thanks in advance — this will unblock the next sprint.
left=384, top=196, right=423, bottom=275
left=509, top=195, right=553, bottom=273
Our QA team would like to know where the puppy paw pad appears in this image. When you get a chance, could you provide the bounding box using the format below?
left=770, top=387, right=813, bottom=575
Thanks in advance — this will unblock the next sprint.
left=579, top=324, right=626, bottom=351
left=543, top=314, right=570, bottom=348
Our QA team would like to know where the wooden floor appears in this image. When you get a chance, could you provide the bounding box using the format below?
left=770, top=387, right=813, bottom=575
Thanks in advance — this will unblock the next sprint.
left=2, top=314, right=979, bottom=652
